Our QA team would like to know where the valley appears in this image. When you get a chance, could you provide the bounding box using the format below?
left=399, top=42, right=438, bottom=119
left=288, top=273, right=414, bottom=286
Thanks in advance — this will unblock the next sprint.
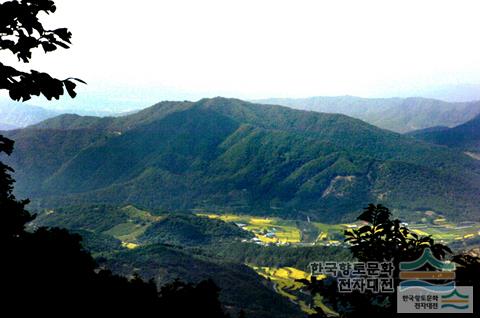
left=2, top=0, right=479, bottom=315
left=409, top=113, right=480, bottom=153
left=31, top=203, right=480, bottom=316
left=199, top=212, right=480, bottom=247
left=6, top=97, right=480, bottom=315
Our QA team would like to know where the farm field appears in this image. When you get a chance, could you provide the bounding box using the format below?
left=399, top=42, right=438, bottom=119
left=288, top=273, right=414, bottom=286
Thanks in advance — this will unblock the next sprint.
left=411, top=223, right=480, bottom=243
left=251, top=266, right=336, bottom=316
left=197, top=213, right=303, bottom=244
left=407, top=211, right=480, bottom=243
left=99, top=205, right=163, bottom=248
left=198, top=213, right=368, bottom=245
left=197, top=213, right=480, bottom=246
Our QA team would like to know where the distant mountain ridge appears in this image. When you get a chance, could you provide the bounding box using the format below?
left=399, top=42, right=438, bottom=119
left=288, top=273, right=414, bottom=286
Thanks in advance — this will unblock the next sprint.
left=0, top=100, right=58, bottom=129
left=4, top=97, right=480, bottom=222
left=254, top=96, right=480, bottom=133
left=409, top=114, right=480, bottom=154
left=0, top=122, right=18, bottom=130
left=0, top=99, right=136, bottom=130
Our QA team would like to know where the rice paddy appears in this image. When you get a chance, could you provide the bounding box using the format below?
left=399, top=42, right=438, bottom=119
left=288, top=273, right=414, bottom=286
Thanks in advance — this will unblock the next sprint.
left=198, top=213, right=302, bottom=244
left=198, top=212, right=480, bottom=246
left=251, top=266, right=336, bottom=316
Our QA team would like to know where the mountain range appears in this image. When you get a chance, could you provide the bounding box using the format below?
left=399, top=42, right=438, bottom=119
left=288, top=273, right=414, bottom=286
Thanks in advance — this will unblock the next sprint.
left=0, top=100, right=59, bottom=129
left=255, top=96, right=480, bottom=133
left=4, top=95, right=480, bottom=134
left=409, top=114, right=480, bottom=155
left=0, top=99, right=133, bottom=130
left=2, top=97, right=480, bottom=222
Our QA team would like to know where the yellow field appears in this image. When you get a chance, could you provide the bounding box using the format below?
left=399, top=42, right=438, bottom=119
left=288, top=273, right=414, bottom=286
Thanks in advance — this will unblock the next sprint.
left=250, top=217, right=273, bottom=225
left=412, top=228, right=430, bottom=236
left=121, top=242, right=139, bottom=249
left=264, top=266, right=312, bottom=280
left=198, top=213, right=301, bottom=244
left=317, top=232, right=328, bottom=240
left=251, top=266, right=336, bottom=316
left=198, top=212, right=480, bottom=246
left=198, top=213, right=242, bottom=222
left=253, top=266, right=310, bottom=301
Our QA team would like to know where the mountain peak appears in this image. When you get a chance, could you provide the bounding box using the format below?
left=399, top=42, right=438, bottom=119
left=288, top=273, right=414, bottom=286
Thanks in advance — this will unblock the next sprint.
left=5, top=97, right=480, bottom=222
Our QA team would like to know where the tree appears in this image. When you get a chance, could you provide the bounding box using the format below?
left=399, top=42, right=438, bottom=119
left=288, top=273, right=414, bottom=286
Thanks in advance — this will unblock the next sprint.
left=238, top=309, right=246, bottom=318
left=452, top=252, right=480, bottom=311
left=303, top=204, right=453, bottom=318
left=0, top=0, right=85, bottom=101
left=0, top=63, right=229, bottom=318
left=0, top=135, right=34, bottom=240
left=0, top=2, right=230, bottom=316
left=345, top=204, right=451, bottom=268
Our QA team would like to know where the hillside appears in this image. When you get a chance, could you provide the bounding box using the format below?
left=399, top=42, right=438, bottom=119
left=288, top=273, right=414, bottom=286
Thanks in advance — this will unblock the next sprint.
left=33, top=205, right=252, bottom=247
left=32, top=204, right=304, bottom=318
left=139, top=214, right=253, bottom=246
left=255, top=96, right=480, bottom=133
left=409, top=114, right=480, bottom=154
left=104, top=243, right=303, bottom=318
left=4, top=97, right=480, bottom=222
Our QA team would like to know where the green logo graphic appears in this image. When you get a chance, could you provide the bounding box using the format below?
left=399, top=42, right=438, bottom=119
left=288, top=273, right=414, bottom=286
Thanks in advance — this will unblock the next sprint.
left=441, top=289, right=470, bottom=310
left=399, top=248, right=455, bottom=291
left=399, top=248, right=455, bottom=271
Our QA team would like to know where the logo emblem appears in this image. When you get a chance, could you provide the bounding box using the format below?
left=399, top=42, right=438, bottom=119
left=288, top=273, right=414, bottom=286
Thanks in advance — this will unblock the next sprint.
left=397, top=248, right=473, bottom=314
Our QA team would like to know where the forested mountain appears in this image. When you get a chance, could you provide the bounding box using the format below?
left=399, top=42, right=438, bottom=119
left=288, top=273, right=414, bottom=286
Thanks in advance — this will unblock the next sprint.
left=31, top=204, right=305, bottom=318
left=3, top=97, right=480, bottom=222
left=409, top=114, right=480, bottom=155
left=105, top=243, right=303, bottom=318
left=255, top=96, right=480, bottom=133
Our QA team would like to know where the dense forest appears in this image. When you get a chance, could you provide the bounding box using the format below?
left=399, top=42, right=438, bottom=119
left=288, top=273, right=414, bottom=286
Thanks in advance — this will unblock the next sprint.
left=4, top=97, right=480, bottom=223
left=1, top=1, right=479, bottom=317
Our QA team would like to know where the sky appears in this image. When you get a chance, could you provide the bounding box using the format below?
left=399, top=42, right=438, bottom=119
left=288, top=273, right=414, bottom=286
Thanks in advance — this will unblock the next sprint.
left=2, top=0, right=480, bottom=112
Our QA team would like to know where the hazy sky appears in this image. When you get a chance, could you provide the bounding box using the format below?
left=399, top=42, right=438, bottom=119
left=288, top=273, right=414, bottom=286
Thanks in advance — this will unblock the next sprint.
left=2, top=0, right=480, bottom=111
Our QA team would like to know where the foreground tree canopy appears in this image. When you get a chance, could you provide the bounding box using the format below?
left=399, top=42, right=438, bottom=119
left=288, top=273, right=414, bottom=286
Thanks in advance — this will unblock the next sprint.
left=0, top=0, right=84, bottom=101
left=0, top=1, right=229, bottom=316
left=1, top=124, right=229, bottom=316
left=303, top=204, right=479, bottom=318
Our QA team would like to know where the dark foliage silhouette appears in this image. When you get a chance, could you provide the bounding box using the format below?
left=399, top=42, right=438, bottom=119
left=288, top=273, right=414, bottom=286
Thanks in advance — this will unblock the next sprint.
left=0, top=2, right=229, bottom=316
left=0, top=134, right=34, bottom=239
left=0, top=0, right=85, bottom=101
left=302, top=204, right=455, bottom=318
left=158, top=279, right=227, bottom=317
left=238, top=309, right=246, bottom=318
left=1, top=130, right=229, bottom=317
left=345, top=204, right=452, bottom=268
left=452, top=252, right=480, bottom=312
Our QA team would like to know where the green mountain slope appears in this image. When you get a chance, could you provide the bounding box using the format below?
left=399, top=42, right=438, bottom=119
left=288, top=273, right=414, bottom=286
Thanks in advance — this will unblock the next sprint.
left=140, top=214, right=253, bottom=246
left=409, top=114, right=480, bottom=154
left=32, top=204, right=302, bottom=318
left=4, top=97, right=480, bottom=222
left=104, top=244, right=303, bottom=318
left=255, top=96, right=480, bottom=133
